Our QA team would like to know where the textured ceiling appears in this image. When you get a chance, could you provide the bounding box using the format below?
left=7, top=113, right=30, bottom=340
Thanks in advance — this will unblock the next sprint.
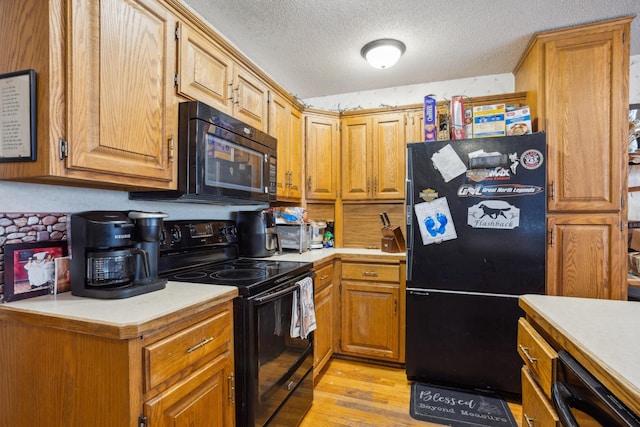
left=183, top=0, right=639, bottom=99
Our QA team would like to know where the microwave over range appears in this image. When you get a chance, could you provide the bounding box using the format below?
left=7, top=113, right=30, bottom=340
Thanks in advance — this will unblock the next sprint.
left=130, top=101, right=277, bottom=204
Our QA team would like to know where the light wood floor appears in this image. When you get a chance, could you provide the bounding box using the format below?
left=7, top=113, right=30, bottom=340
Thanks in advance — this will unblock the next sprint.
left=300, top=358, right=522, bottom=427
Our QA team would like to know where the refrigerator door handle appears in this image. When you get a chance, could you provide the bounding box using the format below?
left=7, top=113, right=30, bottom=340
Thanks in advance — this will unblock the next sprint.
left=405, top=147, right=414, bottom=282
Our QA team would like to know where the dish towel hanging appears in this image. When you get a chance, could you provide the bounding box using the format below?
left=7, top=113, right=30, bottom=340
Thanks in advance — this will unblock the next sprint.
left=290, top=277, right=316, bottom=339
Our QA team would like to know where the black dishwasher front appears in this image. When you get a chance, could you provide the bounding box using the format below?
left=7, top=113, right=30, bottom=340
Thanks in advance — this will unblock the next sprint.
left=552, top=350, right=640, bottom=427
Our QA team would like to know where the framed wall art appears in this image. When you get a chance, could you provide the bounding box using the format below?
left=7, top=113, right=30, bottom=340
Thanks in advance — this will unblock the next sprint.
left=0, top=69, right=37, bottom=162
left=4, top=240, right=68, bottom=302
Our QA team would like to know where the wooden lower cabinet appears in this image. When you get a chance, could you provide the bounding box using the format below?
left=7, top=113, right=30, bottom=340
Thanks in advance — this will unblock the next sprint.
left=521, top=367, right=560, bottom=426
left=517, top=317, right=560, bottom=427
left=338, top=259, right=404, bottom=363
left=313, top=261, right=335, bottom=378
left=0, top=300, right=235, bottom=427
left=144, top=355, right=234, bottom=426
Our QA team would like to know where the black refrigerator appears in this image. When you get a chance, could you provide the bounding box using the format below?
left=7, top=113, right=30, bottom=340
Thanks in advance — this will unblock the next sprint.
left=405, top=132, right=546, bottom=397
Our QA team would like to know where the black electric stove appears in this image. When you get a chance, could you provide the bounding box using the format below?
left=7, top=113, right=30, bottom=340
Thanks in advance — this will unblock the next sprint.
left=158, top=219, right=315, bottom=427
left=158, top=219, right=312, bottom=296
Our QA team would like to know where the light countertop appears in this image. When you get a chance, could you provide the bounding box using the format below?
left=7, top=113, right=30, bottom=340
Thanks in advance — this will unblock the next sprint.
left=0, top=281, right=238, bottom=339
left=266, top=247, right=406, bottom=264
left=519, top=294, right=640, bottom=415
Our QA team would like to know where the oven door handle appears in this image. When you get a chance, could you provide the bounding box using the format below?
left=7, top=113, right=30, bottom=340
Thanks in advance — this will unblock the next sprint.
left=253, top=282, right=300, bottom=305
left=551, top=382, right=579, bottom=427
left=552, top=382, right=621, bottom=427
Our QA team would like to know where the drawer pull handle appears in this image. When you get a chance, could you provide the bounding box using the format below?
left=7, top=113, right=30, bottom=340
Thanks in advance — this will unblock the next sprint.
left=523, top=413, right=535, bottom=427
left=519, top=344, right=537, bottom=363
left=362, top=271, right=378, bottom=277
left=319, top=275, right=329, bottom=280
left=187, top=337, right=214, bottom=353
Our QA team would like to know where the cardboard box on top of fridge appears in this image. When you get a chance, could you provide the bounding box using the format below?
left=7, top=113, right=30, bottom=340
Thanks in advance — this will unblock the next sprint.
left=472, top=103, right=506, bottom=138
left=423, top=95, right=437, bottom=141
left=630, top=228, right=640, bottom=251
left=506, top=106, right=532, bottom=136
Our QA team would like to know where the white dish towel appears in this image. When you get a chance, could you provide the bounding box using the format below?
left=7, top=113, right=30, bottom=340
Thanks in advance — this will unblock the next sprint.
left=290, top=277, right=316, bottom=339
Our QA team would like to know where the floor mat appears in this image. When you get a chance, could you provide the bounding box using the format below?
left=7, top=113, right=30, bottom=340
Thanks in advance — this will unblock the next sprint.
left=410, top=382, right=518, bottom=427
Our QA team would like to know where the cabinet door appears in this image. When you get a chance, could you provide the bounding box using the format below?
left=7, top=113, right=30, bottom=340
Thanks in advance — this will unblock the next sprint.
left=341, top=116, right=371, bottom=200
left=67, top=0, right=176, bottom=185
left=521, top=368, right=560, bottom=427
left=340, top=281, right=400, bottom=361
left=270, top=94, right=290, bottom=198
left=270, top=94, right=303, bottom=201
left=545, top=28, right=626, bottom=212
left=176, top=21, right=234, bottom=114
left=547, top=213, right=625, bottom=299
left=232, top=65, right=268, bottom=131
left=144, top=355, right=235, bottom=427
left=314, top=282, right=334, bottom=378
left=372, top=113, right=405, bottom=200
left=305, top=113, right=340, bottom=200
left=407, top=111, right=424, bottom=143
left=288, top=107, right=304, bottom=199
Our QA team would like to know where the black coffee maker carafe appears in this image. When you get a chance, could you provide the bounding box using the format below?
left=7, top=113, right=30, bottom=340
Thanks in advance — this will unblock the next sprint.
left=70, top=210, right=168, bottom=299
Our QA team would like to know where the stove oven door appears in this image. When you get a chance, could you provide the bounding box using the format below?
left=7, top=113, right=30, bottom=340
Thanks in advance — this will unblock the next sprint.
left=246, top=277, right=314, bottom=426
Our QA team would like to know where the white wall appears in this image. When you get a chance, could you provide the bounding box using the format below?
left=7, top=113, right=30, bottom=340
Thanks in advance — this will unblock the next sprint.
left=303, top=73, right=514, bottom=111
left=2, top=55, right=639, bottom=220
left=0, top=181, right=263, bottom=220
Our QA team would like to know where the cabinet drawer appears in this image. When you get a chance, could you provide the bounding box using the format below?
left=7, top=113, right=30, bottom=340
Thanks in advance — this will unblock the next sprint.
left=517, top=318, right=557, bottom=398
left=144, top=307, right=232, bottom=391
left=315, top=263, right=334, bottom=292
left=341, top=263, right=399, bottom=282
left=521, top=367, right=560, bottom=427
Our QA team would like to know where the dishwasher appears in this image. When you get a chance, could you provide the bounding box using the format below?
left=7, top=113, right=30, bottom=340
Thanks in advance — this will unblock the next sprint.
left=552, top=350, right=640, bottom=426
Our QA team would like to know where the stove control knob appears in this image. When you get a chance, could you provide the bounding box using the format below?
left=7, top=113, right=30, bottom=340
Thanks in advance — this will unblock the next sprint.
left=171, top=225, right=182, bottom=243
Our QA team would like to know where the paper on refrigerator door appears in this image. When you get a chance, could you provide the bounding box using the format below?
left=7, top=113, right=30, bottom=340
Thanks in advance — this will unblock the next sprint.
left=414, top=198, right=457, bottom=245
left=430, top=144, right=467, bottom=182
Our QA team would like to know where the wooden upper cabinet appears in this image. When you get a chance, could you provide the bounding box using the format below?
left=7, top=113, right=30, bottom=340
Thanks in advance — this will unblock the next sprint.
left=305, top=111, right=340, bottom=200
left=341, top=112, right=406, bottom=201
left=176, top=23, right=268, bottom=131
left=406, top=111, right=424, bottom=143
left=341, top=116, right=371, bottom=200
left=270, top=92, right=303, bottom=201
left=515, top=17, right=631, bottom=212
left=232, top=65, right=269, bottom=131
left=67, top=0, right=177, bottom=185
left=176, top=21, right=234, bottom=115
left=0, top=0, right=178, bottom=189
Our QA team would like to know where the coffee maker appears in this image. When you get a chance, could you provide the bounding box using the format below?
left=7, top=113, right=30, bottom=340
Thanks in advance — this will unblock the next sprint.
left=70, top=210, right=168, bottom=299
left=236, top=210, right=280, bottom=257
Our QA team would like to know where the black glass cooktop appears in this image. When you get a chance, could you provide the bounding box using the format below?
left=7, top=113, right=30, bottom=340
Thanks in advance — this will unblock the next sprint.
left=158, top=219, right=312, bottom=296
left=162, top=258, right=312, bottom=296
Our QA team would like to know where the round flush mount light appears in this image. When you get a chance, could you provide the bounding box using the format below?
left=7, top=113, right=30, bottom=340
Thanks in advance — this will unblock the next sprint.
left=361, top=39, right=406, bottom=69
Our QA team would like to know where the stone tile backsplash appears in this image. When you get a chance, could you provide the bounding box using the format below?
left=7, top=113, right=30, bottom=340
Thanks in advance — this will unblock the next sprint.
left=0, top=212, right=68, bottom=302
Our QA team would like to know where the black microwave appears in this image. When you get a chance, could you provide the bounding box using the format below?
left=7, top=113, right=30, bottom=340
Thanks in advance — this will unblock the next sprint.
left=130, top=101, right=276, bottom=204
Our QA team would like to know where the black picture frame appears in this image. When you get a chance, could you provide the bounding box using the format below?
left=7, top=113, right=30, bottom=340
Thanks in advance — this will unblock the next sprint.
left=0, top=69, right=37, bottom=162
left=4, top=240, right=68, bottom=302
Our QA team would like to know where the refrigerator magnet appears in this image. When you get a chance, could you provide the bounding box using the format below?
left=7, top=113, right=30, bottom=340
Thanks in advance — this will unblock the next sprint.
left=414, top=198, right=457, bottom=245
left=467, top=200, right=520, bottom=229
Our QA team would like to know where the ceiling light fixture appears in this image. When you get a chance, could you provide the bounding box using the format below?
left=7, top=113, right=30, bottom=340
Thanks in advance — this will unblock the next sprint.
left=361, top=39, right=406, bottom=69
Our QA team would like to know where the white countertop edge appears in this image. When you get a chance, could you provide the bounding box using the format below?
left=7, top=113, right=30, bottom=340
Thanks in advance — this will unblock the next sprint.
left=520, top=294, right=640, bottom=398
left=0, top=281, right=238, bottom=326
